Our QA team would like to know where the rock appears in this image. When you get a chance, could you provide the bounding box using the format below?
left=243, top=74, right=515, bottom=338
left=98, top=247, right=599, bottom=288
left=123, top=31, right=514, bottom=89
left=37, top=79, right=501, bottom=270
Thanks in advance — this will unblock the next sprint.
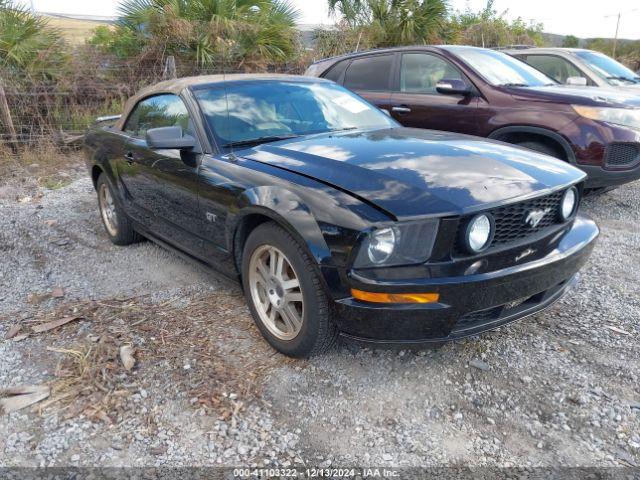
left=469, top=359, right=490, bottom=371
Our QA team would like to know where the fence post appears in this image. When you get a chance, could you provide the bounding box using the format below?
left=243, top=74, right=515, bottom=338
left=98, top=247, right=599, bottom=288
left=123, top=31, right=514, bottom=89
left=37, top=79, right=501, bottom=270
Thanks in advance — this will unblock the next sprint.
left=0, top=76, right=18, bottom=147
left=163, top=56, right=177, bottom=80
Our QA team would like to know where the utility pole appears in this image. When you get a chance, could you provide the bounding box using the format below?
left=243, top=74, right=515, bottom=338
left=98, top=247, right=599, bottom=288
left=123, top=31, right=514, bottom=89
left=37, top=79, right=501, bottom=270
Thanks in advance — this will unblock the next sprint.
left=606, top=8, right=639, bottom=59
left=612, top=13, right=620, bottom=58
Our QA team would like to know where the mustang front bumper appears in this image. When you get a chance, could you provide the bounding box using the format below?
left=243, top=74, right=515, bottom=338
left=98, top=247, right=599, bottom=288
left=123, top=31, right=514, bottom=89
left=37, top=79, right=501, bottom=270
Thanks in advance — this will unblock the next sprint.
left=333, top=214, right=599, bottom=344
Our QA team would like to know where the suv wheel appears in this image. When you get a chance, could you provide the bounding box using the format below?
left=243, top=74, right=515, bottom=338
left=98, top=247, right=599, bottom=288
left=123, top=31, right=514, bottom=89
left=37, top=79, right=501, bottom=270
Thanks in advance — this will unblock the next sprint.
left=241, top=222, right=337, bottom=357
left=514, top=140, right=563, bottom=160
left=96, top=174, right=140, bottom=245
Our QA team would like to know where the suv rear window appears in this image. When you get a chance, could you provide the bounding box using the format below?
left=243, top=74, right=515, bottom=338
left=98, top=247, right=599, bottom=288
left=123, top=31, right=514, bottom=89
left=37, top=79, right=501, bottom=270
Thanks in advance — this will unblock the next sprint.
left=523, top=55, right=583, bottom=84
left=344, top=55, right=393, bottom=91
left=323, top=60, right=348, bottom=82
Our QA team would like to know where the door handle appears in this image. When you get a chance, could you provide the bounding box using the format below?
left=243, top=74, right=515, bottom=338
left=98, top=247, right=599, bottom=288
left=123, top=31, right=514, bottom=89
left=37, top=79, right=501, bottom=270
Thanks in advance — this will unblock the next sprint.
left=124, top=151, right=134, bottom=164
left=392, top=106, right=412, bottom=114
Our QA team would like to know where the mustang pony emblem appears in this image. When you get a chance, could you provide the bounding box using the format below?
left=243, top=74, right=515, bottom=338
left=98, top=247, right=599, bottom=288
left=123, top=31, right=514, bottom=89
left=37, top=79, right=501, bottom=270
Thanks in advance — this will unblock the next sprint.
left=524, top=208, right=551, bottom=228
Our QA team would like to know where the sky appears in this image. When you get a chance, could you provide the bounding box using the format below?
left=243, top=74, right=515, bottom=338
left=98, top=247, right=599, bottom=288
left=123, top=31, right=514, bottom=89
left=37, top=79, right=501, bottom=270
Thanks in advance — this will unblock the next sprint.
left=17, top=0, right=640, bottom=40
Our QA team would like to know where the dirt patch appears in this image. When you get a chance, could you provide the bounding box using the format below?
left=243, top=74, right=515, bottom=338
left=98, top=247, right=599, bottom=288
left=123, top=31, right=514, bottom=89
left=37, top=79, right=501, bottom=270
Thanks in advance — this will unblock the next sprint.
left=4, top=292, right=293, bottom=422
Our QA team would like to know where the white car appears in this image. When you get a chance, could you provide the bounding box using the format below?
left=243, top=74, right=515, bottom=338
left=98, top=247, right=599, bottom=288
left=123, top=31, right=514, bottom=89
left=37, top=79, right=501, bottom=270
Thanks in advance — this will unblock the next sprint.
left=503, top=47, right=640, bottom=93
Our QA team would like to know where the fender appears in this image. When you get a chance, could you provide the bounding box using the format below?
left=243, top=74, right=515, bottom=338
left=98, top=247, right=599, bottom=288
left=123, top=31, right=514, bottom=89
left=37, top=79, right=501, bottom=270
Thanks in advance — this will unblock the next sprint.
left=228, top=186, right=333, bottom=267
left=488, top=125, right=577, bottom=163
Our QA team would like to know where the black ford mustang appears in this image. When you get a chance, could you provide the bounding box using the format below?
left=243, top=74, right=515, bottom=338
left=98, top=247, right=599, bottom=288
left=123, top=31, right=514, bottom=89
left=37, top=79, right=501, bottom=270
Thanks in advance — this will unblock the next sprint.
left=84, top=74, right=599, bottom=357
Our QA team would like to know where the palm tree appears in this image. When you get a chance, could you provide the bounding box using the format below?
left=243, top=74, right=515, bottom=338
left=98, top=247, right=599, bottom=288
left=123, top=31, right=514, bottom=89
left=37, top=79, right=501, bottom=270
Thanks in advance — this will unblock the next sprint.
left=0, top=0, right=66, bottom=79
left=328, top=0, right=449, bottom=47
left=111, top=0, right=301, bottom=66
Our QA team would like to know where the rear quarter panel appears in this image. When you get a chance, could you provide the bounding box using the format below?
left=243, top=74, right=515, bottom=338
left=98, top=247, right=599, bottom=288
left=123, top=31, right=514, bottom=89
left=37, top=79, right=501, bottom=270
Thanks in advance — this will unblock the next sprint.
left=84, top=126, right=127, bottom=191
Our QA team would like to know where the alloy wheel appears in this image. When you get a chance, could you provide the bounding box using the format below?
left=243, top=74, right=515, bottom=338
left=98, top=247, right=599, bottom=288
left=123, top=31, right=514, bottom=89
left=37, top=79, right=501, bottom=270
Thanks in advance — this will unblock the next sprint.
left=248, top=245, right=304, bottom=341
left=98, top=182, right=118, bottom=237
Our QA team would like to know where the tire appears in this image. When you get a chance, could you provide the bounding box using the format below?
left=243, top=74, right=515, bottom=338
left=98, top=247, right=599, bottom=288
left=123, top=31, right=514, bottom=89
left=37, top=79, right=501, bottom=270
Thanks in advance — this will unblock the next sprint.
left=241, top=222, right=337, bottom=357
left=514, top=140, right=564, bottom=160
left=96, top=173, right=140, bottom=246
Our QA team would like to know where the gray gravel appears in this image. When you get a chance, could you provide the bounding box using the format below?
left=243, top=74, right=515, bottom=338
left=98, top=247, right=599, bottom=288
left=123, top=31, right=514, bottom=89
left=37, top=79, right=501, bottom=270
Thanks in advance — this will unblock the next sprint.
left=1, top=172, right=639, bottom=468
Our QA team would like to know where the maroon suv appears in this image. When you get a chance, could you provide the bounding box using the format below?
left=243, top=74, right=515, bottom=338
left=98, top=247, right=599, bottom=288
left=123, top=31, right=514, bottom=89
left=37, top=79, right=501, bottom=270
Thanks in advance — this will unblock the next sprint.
left=305, top=46, right=640, bottom=190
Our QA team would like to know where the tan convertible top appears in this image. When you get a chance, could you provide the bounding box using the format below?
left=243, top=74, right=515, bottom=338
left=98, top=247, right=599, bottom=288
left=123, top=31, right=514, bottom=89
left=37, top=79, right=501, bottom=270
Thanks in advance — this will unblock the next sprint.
left=114, top=74, right=320, bottom=130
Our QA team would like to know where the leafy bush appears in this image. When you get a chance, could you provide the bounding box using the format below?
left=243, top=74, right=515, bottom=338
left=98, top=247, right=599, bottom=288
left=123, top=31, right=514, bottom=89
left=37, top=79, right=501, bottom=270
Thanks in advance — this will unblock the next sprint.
left=88, top=0, right=301, bottom=68
left=0, top=0, right=67, bottom=80
left=328, top=0, right=449, bottom=47
left=449, top=0, right=544, bottom=48
left=562, top=35, right=579, bottom=48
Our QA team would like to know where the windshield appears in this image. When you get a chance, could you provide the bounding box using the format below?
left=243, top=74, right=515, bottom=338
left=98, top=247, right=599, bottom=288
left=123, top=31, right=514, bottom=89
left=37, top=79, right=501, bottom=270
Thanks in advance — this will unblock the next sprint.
left=575, top=51, right=640, bottom=85
left=452, top=48, right=556, bottom=87
left=193, top=80, right=396, bottom=148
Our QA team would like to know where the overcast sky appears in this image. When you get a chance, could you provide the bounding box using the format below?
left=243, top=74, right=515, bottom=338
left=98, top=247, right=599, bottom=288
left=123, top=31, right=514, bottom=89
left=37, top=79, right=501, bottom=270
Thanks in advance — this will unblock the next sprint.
left=18, top=0, right=640, bottom=40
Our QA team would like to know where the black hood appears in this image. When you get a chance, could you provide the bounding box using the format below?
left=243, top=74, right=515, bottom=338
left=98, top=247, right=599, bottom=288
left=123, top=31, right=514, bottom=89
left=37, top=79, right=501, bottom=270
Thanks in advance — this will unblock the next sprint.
left=242, top=128, right=586, bottom=220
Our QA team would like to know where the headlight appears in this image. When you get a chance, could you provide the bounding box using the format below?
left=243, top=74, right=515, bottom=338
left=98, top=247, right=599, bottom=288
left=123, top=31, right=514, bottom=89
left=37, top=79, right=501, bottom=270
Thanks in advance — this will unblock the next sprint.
left=353, top=219, right=439, bottom=268
left=560, top=187, right=578, bottom=220
left=367, top=227, right=396, bottom=264
left=464, top=214, right=494, bottom=253
left=572, top=105, right=640, bottom=130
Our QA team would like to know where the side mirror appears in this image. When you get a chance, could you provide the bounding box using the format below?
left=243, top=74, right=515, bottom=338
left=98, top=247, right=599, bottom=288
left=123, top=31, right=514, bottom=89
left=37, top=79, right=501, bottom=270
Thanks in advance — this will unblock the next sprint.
left=566, top=76, right=587, bottom=86
left=436, top=78, right=472, bottom=95
left=146, top=126, right=196, bottom=150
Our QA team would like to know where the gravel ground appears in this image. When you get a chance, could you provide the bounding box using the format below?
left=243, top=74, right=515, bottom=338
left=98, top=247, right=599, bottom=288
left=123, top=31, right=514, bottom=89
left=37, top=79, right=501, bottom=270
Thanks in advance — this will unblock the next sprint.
left=0, top=167, right=639, bottom=469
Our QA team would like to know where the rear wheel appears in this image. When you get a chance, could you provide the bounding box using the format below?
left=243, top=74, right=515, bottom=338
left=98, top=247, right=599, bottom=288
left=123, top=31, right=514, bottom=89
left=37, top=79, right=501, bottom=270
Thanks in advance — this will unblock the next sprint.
left=96, top=174, right=140, bottom=246
left=241, top=222, right=337, bottom=357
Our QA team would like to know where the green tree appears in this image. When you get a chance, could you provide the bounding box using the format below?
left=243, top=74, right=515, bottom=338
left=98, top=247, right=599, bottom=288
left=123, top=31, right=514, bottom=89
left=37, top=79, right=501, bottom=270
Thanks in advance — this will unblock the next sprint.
left=449, top=0, right=544, bottom=48
left=0, top=0, right=66, bottom=79
left=327, top=0, right=449, bottom=47
left=562, top=35, right=579, bottom=48
left=90, top=0, right=300, bottom=67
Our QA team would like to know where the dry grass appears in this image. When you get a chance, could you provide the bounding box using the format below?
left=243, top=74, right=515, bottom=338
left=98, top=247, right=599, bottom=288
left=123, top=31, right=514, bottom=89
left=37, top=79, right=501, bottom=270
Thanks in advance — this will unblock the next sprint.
left=0, top=143, right=82, bottom=193
left=43, top=15, right=111, bottom=45
left=16, top=292, right=296, bottom=422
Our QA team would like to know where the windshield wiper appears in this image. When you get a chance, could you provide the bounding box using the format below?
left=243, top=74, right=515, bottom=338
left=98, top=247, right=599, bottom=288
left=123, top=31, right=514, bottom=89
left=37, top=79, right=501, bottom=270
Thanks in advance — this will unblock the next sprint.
left=606, top=76, right=639, bottom=84
left=499, top=83, right=530, bottom=87
left=222, top=134, right=300, bottom=149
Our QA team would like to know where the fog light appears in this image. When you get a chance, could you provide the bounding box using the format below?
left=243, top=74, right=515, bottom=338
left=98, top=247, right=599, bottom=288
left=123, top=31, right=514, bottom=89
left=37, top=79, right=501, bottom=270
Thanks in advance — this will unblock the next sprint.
left=351, top=289, right=440, bottom=304
left=560, top=187, right=578, bottom=220
left=465, top=214, right=494, bottom=253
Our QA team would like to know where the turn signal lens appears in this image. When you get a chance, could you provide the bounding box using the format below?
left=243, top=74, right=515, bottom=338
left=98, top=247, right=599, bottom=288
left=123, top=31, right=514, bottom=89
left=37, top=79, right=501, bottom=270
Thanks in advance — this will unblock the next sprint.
left=351, top=289, right=440, bottom=304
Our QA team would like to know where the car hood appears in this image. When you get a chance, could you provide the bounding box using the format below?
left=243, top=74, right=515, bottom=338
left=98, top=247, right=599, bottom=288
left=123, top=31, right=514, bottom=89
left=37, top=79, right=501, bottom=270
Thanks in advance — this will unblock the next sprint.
left=506, top=84, right=640, bottom=108
left=242, top=128, right=585, bottom=220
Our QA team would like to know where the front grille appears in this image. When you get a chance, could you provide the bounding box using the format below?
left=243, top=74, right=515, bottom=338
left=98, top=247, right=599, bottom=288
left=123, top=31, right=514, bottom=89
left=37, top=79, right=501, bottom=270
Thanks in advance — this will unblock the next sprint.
left=453, top=190, right=566, bottom=256
left=605, top=143, right=640, bottom=168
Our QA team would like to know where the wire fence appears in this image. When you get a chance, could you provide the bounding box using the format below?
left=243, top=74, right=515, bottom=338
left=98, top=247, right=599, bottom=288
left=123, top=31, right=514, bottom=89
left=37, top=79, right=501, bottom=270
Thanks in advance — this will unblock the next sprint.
left=0, top=53, right=307, bottom=149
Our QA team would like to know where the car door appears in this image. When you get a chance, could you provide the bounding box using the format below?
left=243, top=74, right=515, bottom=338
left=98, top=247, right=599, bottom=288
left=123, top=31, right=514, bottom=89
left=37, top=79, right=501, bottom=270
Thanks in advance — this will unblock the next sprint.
left=341, top=54, right=395, bottom=114
left=119, top=94, right=203, bottom=252
left=389, top=52, right=479, bottom=135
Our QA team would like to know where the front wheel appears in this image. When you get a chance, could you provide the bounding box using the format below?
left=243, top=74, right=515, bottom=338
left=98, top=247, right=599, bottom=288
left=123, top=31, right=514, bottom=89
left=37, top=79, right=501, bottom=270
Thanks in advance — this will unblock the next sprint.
left=241, top=222, right=337, bottom=357
left=514, top=140, right=563, bottom=160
